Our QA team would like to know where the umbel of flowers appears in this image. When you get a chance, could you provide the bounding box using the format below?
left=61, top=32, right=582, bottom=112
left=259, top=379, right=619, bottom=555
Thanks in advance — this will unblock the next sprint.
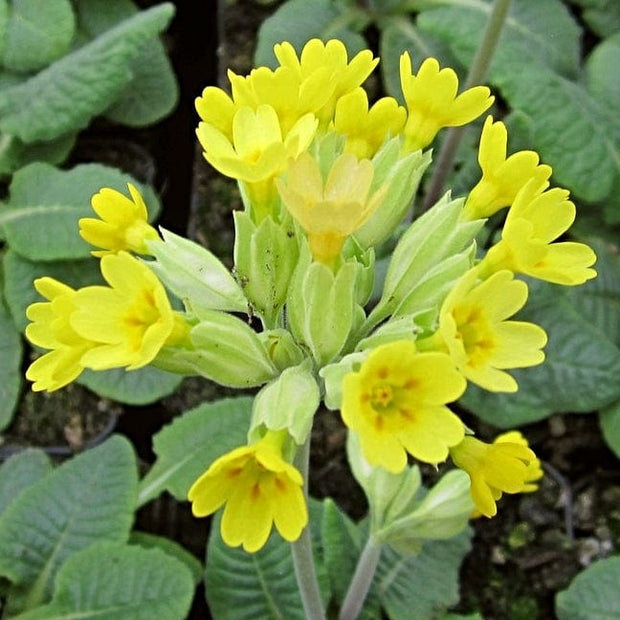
left=25, top=39, right=595, bottom=559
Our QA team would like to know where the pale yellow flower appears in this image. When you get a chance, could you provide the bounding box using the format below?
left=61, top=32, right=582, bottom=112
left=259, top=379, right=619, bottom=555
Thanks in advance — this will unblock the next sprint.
left=188, top=431, right=308, bottom=552
left=79, top=183, right=160, bottom=256
left=479, top=180, right=597, bottom=285
left=462, top=116, right=552, bottom=220
left=341, top=340, right=466, bottom=473
left=450, top=434, right=537, bottom=517
left=276, top=151, right=384, bottom=264
left=400, top=53, right=494, bottom=151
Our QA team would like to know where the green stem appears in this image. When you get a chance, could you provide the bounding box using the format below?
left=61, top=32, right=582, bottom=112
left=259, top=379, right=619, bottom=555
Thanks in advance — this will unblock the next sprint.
left=291, top=437, right=326, bottom=620
left=422, top=0, right=513, bottom=212
left=339, top=538, right=383, bottom=620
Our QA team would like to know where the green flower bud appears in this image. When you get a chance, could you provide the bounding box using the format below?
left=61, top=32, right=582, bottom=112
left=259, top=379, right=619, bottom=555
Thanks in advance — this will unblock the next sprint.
left=354, top=138, right=431, bottom=249
left=259, top=328, right=306, bottom=372
left=147, top=228, right=247, bottom=314
left=249, top=361, right=320, bottom=446
left=287, top=245, right=364, bottom=366
left=160, top=310, right=278, bottom=388
left=320, top=350, right=367, bottom=410
left=233, top=211, right=300, bottom=327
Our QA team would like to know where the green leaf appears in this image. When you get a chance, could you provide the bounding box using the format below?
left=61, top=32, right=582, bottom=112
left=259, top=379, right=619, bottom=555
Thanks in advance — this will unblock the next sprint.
left=0, top=278, right=22, bottom=430
left=2, top=0, right=75, bottom=73
left=417, top=0, right=581, bottom=79
left=74, top=0, right=179, bottom=127
left=0, top=3, right=175, bottom=142
left=556, top=556, right=620, bottom=619
left=0, top=435, right=138, bottom=607
left=376, top=529, right=472, bottom=620
left=77, top=366, right=183, bottom=406
left=0, top=449, right=52, bottom=516
left=0, top=132, right=77, bottom=175
left=137, top=396, right=253, bottom=506
left=254, top=0, right=367, bottom=68
left=600, top=399, right=620, bottom=459
left=3, top=249, right=102, bottom=332
left=129, top=531, right=203, bottom=586
left=586, top=33, right=620, bottom=111
left=567, top=0, right=620, bottom=37
left=205, top=512, right=305, bottom=620
left=461, top=277, right=620, bottom=427
left=0, top=162, right=161, bottom=262
left=15, top=542, right=194, bottom=620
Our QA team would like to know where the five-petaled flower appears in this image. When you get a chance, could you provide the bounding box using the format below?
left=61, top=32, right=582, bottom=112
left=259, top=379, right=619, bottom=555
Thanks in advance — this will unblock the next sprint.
left=188, top=430, right=308, bottom=552
left=341, top=340, right=466, bottom=473
left=450, top=434, right=538, bottom=518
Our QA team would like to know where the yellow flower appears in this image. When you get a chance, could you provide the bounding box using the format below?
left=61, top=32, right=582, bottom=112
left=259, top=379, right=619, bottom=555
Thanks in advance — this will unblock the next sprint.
left=341, top=340, right=466, bottom=473
left=479, top=180, right=597, bottom=285
left=494, top=431, right=543, bottom=492
left=333, top=88, right=406, bottom=159
left=25, top=279, right=97, bottom=391
left=195, top=85, right=238, bottom=142
left=274, top=38, right=378, bottom=126
left=400, top=53, right=494, bottom=151
left=276, top=152, right=384, bottom=265
left=188, top=431, right=308, bottom=552
left=197, top=104, right=318, bottom=220
left=70, top=252, right=187, bottom=370
left=450, top=434, right=538, bottom=517
left=79, top=184, right=160, bottom=257
left=462, top=116, right=552, bottom=220
left=426, top=268, right=547, bottom=393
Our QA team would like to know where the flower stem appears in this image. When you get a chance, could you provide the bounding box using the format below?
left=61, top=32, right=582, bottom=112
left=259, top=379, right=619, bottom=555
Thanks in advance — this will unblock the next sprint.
left=291, top=436, right=326, bottom=620
left=339, top=538, right=383, bottom=620
left=422, top=0, right=513, bottom=212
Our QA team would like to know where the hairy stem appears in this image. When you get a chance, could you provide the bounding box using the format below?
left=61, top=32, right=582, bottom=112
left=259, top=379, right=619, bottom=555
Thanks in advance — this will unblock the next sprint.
left=339, top=538, right=383, bottom=620
left=291, top=437, right=326, bottom=620
left=422, top=0, right=513, bottom=211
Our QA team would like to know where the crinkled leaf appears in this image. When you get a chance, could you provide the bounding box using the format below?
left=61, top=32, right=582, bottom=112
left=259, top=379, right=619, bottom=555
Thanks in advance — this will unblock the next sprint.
left=0, top=162, right=161, bottom=262
left=0, top=436, right=138, bottom=605
left=0, top=132, right=77, bottom=175
left=254, top=0, right=367, bottom=68
left=137, top=396, right=253, bottom=506
left=586, top=33, right=620, bottom=110
left=556, top=556, right=620, bottom=619
left=0, top=277, right=22, bottom=430
left=15, top=542, right=194, bottom=620
left=0, top=3, right=174, bottom=142
left=129, top=531, right=203, bottom=586
left=77, top=366, right=183, bottom=406
left=3, top=249, right=102, bottom=332
left=2, top=0, right=74, bottom=73
left=461, top=277, right=620, bottom=427
left=0, top=449, right=52, bottom=516
left=376, top=529, right=473, bottom=620
left=417, top=0, right=581, bottom=79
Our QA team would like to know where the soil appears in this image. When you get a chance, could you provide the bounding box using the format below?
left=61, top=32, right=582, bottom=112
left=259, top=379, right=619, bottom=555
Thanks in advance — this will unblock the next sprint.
left=2, top=1, right=619, bottom=619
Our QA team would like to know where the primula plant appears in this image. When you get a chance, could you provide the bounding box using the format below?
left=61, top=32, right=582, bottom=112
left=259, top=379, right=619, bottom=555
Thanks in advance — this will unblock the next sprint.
left=4, top=2, right=606, bottom=617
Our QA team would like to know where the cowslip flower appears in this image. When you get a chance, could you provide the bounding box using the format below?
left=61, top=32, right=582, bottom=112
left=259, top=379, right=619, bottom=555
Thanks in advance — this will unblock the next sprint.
left=333, top=88, right=406, bottom=159
left=461, top=116, right=552, bottom=220
left=79, top=184, right=160, bottom=256
left=450, top=434, right=538, bottom=517
left=196, top=104, right=318, bottom=220
left=478, top=180, right=597, bottom=285
left=188, top=430, right=308, bottom=552
left=495, top=431, right=543, bottom=492
left=274, top=38, right=378, bottom=126
left=25, top=279, right=97, bottom=391
left=419, top=268, right=547, bottom=392
left=341, top=340, right=466, bottom=473
left=276, top=152, right=385, bottom=265
left=400, top=53, right=494, bottom=152
left=70, top=251, right=188, bottom=370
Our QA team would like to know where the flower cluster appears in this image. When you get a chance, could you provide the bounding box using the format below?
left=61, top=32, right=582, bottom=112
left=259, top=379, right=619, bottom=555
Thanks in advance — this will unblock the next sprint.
left=25, top=39, right=596, bottom=551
